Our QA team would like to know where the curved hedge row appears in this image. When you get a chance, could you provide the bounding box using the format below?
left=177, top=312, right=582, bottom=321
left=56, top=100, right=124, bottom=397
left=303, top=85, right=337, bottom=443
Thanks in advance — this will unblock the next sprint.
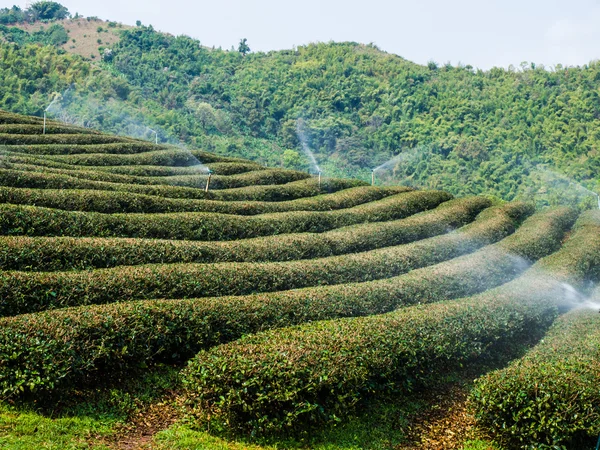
left=0, top=190, right=449, bottom=240
left=2, top=164, right=311, bottom=189
left=92, top=162, right=264, bottom=177
left=41, top=148, right=254, bottom=167
left=179, top=210, right=599, bottom=436
left=0, top=168, right=365, bottom=201
left=470, top=211, right=600, bottom=448
left=2, top=142, right=170, bottom=155
left=0, top=133, right=129, bottom=145
left=471, top=308, right=600, bottom=449
left=0, top=185, right=409, bottom=215
left=0, top=196, right=497, bottom=271
left=0, top=200, right=526, bottom=394
left=2, top=199, right=549, bottom=314
left=0, top=124, right=99, bottom=135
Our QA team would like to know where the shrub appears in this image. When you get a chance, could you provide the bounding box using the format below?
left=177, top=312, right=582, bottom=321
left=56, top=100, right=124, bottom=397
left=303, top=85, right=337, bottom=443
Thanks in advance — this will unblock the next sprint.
left=179, top=210, right=599, bottom=436
left=0, top=124, right=99, bottom=135
left=0, top=196, right=498, bottom=271
left=470, top=213, right=600, bottom=449
left=0, top=184, right=411, bottom=215
left=0, top=190, right=450, bottom=240
left=471, top=309, right=600, bottom=449
left=0, top=204, right=568, bottom=316
left=0, top=199, right=527, bottom=395
left=0, top=168, right=365, bottom=201
left=0, top=133, right=129, bottom=145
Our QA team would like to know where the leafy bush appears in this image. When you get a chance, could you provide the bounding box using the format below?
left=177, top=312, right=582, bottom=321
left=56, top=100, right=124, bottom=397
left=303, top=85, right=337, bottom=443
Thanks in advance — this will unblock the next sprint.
left=0, top=185, right=408, bottom=215
left=0, top=168, right=365, bottom=201
left=470, top=212, right=600, bottom=449
left=0, top=199, right=527, bottom=395
left=0, top=196, right=497, bottom=271
left=179, top=210, right=599, bottom=436
left=0, top=190, right=449, bottom=240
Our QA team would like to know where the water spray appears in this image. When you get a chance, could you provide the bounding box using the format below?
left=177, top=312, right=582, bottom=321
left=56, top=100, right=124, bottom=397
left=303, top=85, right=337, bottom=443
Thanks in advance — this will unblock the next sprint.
left=204, top=169, right=213, bottom=193
left=43, top=93, right=61, bottom=135
left=147, top=127, right=158, bottom=145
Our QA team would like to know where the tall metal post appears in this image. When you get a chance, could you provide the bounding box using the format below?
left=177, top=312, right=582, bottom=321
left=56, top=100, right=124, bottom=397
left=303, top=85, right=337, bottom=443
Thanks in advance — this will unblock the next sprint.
left=43, top=112, right=46, bottom=135
left=371, top=169, right=375, bottom=186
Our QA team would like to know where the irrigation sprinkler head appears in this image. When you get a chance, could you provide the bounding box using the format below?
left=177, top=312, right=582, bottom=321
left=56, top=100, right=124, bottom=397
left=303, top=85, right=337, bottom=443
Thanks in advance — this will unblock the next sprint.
left=371, top=168, right=375, bottom=186
left=204, top=169, right=213, bottom=193
left=317, top=171, right=322, bottom=189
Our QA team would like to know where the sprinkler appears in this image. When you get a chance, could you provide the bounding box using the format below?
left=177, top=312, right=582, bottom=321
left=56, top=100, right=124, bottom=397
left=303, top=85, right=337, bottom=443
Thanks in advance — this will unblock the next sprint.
left=371, top=169, right=375, bottom=186
left=204, top=169, right=213, bottom=193
left=147, top=127, right=158, bottom=145
left=596, top=193, right=600, bottom=210
left=318, top=171, right=322, bottom=189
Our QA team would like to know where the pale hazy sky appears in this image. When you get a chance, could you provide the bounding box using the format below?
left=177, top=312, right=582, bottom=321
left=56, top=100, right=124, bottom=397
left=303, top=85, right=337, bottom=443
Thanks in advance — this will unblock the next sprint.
left=11, top=0, right=600, bottom=69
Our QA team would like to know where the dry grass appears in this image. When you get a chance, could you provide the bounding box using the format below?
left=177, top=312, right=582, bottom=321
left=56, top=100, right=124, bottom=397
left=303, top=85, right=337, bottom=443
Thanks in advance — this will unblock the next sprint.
left=12, top=17, right=133, bottom=60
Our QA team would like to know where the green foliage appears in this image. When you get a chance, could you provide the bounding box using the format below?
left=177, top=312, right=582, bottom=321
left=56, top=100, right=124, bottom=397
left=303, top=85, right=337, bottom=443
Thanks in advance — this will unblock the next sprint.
left=0, top=199, right=525, bottom=396
left=180, top=211, right=598, bottom=436
left=470, top=213, right=600, bottom=449
left=0, top=2, right=70, bottom=25
left=0, top=25, right=599, bottom=205
left=0, top=189, right=449, bottom=241
left=0, top=194, right=485, bottom=271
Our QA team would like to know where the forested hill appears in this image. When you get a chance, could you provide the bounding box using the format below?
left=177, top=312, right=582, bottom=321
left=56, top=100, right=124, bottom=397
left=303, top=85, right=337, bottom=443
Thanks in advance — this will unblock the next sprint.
left=1, top=4, right=599, bottom=206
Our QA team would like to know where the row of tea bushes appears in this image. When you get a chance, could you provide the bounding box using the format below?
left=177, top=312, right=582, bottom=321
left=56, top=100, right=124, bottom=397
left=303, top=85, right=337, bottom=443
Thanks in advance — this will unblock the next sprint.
left=180, top=210, right=599, bottom=436
left=91, top=162, right=264, bottom=177
left=470, top=211, right=600, bottom=448
left=1, top=165, right=311, bottom=189
left=0, top=190, right=449, bottom=240
left=0, top=124, right=99, bottom=135
left=0, top=133, right=129, bottom=145
left=0, top=199, right=527, bottom=394
left=39, top=148, right=253, bottom=167
left=0, top=168, right=363, bottom=201
left=3, top=142, right=170, bottom=155
left=0, top=185, right=405, bottom=215
left=0, top=197, right=497, bottom=271
left=1, top=199, right=551, bottom=314
left=471, top=309, right=600, bottom=449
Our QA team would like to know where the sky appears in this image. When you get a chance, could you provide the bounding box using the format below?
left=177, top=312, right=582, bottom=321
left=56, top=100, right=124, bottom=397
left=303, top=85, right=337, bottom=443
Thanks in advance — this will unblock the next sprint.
left=11, top=0, right=600, bottom=70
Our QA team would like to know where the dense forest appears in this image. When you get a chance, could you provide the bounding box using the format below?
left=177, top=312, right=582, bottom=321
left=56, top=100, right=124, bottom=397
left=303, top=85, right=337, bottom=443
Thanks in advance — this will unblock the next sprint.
left=0, top=2, right=599, bottom=206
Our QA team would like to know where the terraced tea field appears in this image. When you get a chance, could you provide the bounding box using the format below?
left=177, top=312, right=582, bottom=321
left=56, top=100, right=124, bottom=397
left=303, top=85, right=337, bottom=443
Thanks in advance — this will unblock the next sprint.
left=0, top=110, right=599, bottom=449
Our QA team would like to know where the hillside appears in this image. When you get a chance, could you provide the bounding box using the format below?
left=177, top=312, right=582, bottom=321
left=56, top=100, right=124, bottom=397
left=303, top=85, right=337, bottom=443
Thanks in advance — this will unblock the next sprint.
left=0, top=110, right=599, bottom=449
left=0, top=4, right=599, bottom=207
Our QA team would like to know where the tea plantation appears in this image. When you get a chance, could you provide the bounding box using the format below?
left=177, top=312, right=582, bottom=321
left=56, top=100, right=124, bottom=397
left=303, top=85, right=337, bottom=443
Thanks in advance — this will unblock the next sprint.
left=0, top=109, right=599, bottom=449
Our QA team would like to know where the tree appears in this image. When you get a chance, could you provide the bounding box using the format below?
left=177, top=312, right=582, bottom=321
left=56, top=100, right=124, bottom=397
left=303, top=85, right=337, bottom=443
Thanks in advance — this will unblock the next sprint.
left=238, top=38, right=250, bottom=56
left=30, top=1, right=70, bottom=21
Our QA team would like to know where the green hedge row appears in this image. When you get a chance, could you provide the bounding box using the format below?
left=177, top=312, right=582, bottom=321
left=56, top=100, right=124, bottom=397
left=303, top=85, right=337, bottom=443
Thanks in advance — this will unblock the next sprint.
left=0, top=124, right=99, bottom=135
left=2, top=142, right=170, bottom=155
left=180, top=210, right=598, bottom=436
left=2, top=163, right=311, bottom=189
left=0, top=185, right=408, bottom=215
left=92, top=162, right=264, bottom=177
left=0, top=133, right=129, bottom=145
left=40, top=148, right=254, bottom=167
left=0, top=190, right=449, bottom=240
left=0, top=196, right=496, bottom=271
left=0, top=168, right=364, bottom=201
left=0, top=111, right=45, bottom=125
left=1, top=198, right=538, bottom=314
left=0, top=199, right=525, bottom=395
left=471, top=309, right=600, bottom=449
left=470, top=211, right=600, bottom=448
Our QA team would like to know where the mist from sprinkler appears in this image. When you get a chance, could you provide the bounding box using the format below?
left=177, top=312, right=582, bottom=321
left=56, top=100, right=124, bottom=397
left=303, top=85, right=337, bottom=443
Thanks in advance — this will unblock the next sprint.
left=146, top=127, right=158, bottom=145
left=43, top=93, right=61, bottom=135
